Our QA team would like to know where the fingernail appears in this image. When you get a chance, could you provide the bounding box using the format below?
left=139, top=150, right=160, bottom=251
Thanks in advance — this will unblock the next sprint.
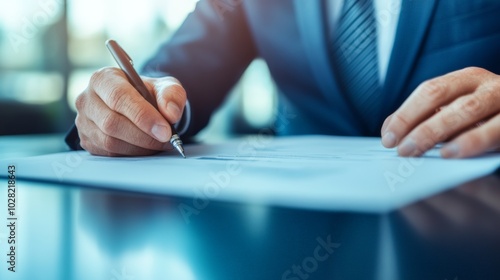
left=382, top=131, right=397, bottom=147
left=381, top=115, right=393, bottom=134
left=441, top=143, right=460, bottom=158
left=167, top=102, right=181, bottom=120
left=151, top=124, right=169, bottom=142
left=398, top=138, right=417, bottom=156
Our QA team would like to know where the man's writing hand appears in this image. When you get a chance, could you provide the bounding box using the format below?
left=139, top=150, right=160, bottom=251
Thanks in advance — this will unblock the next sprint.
left=75, top=67, right=187, bottom=156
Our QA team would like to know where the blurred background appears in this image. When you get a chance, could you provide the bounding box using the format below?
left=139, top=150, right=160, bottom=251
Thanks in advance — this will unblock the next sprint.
left=0, top=0, right=276, bottom=139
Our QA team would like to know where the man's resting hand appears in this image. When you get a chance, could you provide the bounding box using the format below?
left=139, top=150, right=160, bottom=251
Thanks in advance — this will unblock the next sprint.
left=382, top=67, right=500, bottom=158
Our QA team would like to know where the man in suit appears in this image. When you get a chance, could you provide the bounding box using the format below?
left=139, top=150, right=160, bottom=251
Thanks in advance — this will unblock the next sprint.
left=68, top=0, right=500, bottom=158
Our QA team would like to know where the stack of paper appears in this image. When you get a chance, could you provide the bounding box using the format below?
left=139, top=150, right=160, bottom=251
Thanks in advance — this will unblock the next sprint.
left=2, top=136, right=499, bottom=212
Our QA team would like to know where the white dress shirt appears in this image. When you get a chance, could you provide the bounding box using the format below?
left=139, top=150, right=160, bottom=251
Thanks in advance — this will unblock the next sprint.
left=328, top=0, right=402, bottom=83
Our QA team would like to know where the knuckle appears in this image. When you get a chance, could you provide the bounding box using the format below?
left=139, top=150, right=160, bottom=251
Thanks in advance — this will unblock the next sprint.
left=101, top=113, right=120, bottom=135
left=80, top=136, right=100, bottom=155
left=168, top=83, right=187, bottom=103
left=89, top=71, right=103, bottom=88
left=459, top=95, right=482, bottom=115
left=462, top=66, right=487, bottom=76
left=90, top=67, right=127, bottom=110
left=480, top=84, right=500, bottom=108
left=75, top=93, right=86, bottom=111
left=440, top=110, right=462, bottom=127
left=91, top=67, right=120, bottom=81
left=417, top=124, right=443, bottom=143
left=79, top=137, right=89, bottom=151
left=157, top=82, right=186, bottom=109
left=102, top=135, right=118, bottom=152
left=90, top=67, right=113, bottom=88
left=107, top=85, right=129, bottom=111
left=75, top=114, right=84, bottom=129
left=418, top=79, right=447, bottom=103
left=130, top=105, right=151, bottom=125
left=157, top=76, right=185, bottom=95
left=392, top=113, right=411, bottom=128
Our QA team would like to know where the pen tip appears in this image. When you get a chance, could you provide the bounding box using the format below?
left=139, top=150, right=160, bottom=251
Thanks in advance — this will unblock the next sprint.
left=178, top=149, right=186, bottom=158
left=170, top=134, right=186, bottom=158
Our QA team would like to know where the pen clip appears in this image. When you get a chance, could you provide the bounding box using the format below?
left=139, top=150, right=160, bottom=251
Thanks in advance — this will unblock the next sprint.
left=106, top=39, right=134, bottom=66
left=126, top=54, right=134, bottom=66
left=119, top=45, right=134, bottom=66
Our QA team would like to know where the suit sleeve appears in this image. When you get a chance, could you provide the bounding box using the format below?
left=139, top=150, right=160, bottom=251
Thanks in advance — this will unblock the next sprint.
left=141, top=0, right=257, bottom=137
left=65, top=0, right=257, bottom=150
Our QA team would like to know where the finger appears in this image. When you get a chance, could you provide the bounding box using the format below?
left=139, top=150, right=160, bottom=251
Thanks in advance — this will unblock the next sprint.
left=80, top=140, right=120, bottom=157
left=77, top=119, right=120, bottom=157
left=90, top=67, right=173, bottom=143
left=441, top=113, right=500, bottom=158
left=380, top=113, right=393, bottom=135
left=382, top=67, right=485, bottom=148
left=79, top=116, right=159, bottom=156
left=145, top=76, right=187, bottom=124
left=82, top=90, right=168, bottom=151
left=396, top=88, right=499, bottom=157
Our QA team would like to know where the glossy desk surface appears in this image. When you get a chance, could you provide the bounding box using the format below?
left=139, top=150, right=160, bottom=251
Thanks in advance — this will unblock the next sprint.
left=0, top=134, right=499, bottom=280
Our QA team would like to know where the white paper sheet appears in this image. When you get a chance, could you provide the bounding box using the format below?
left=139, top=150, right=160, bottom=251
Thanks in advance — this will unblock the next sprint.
left=2, top=135, right=499, bottom=212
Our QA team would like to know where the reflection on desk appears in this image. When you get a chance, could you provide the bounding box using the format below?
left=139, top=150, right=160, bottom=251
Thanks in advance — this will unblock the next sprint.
left=0, top=169, right=499, bottom=279
left=394, top=172, right=500, bottom=280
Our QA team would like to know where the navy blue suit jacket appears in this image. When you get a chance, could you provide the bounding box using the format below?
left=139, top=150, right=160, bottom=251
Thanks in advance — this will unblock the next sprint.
left=141, top=0, right=500, bottom=137
left=66, top=0, right=500, bottom=149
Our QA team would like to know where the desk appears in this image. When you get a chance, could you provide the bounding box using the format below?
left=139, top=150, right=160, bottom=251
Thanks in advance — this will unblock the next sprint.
left=1, top=135, right=499, bottom=280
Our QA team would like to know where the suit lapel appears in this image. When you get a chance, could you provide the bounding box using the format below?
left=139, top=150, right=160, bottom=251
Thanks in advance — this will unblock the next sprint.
left=293, top=0, right=365, bottom=132
left=382, top=0, right=438, bottom=117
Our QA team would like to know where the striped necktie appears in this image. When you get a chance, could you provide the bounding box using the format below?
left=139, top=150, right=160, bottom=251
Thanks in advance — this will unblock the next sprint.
left=331, top=0, right=381, bottom=130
